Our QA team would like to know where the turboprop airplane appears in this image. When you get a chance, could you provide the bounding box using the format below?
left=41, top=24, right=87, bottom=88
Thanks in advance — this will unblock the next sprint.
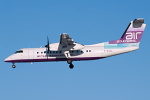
left=4, top=18, right=146, bottom=69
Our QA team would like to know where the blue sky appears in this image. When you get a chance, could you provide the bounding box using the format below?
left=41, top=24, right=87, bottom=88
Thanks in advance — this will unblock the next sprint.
left=0, top=0, right=150, bottom=100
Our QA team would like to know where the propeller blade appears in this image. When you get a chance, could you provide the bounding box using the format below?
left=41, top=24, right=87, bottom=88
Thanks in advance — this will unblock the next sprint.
left=45, top=36, right=50, bottom=60
left=47, top=37, right=50, bottom=53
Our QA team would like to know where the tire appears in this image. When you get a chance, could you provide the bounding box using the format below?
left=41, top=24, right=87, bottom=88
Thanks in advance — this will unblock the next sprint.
left=12, top=65, right=16, bottom=68
left=69, top=64, right=74, bottom=69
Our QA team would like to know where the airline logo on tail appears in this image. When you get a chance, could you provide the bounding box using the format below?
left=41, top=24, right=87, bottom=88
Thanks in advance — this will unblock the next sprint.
left=109, top=18, right=146, bottom=44
left=126, top=32, right=142, bottom=40
left=117, top=31, right=143, bottom=43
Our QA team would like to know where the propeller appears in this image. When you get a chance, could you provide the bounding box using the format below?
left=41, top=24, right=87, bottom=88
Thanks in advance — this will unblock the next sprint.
left=45, top=37, right=50, bottom=60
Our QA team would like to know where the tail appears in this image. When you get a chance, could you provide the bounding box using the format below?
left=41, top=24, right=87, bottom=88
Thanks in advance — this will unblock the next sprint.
left=110, top=18, right=146, bottom=44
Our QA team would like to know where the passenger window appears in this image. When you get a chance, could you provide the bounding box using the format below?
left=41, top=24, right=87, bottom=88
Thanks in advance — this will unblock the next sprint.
left=41, top=52, right=43, bottom=54
left=89, top=50, right=91, bottom=52
left=59, top=51, right=62, bottom=53
left=86, top=50, right=88, bottom=52
left=37, top=52, right=39, bottom=54
left=56, top=51, right=58, bottom=53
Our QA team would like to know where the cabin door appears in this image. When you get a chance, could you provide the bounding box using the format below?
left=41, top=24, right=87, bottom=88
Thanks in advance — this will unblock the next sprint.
left=28, top=49, right=34, bottom=59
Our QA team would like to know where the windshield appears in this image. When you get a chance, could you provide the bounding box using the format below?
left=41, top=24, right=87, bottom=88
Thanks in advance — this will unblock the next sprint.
left=15, top=50, right=23, bottom=53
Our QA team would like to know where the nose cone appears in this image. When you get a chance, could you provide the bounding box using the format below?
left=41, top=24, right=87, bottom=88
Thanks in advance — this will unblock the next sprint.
left=4, top=55, right=13, bottom=62
left=4, top=57, right=10, bottom=62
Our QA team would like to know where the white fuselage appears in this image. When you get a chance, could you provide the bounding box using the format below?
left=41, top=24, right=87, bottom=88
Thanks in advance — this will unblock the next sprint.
left=4, top=42, right=139, bottom=63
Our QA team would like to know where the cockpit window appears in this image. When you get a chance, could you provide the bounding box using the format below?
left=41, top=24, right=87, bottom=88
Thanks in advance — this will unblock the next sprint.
left=15, top=50, right=23, bottom=53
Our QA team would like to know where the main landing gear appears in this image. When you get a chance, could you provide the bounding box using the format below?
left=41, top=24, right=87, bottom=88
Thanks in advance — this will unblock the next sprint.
left=67, top=59, right=74, bottom=69
left=69, top=63, right=74, bottom=69
left=12, top=63, right=16, bottom=68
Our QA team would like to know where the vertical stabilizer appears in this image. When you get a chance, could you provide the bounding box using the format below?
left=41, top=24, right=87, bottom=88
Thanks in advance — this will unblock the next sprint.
left=109, top=18, right=146, bottom=44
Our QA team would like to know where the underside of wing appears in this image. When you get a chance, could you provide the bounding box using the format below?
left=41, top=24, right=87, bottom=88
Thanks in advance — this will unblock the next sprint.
left=60, top=33, right=74, bottom=45
left=58, top=33, right=84, bottom=50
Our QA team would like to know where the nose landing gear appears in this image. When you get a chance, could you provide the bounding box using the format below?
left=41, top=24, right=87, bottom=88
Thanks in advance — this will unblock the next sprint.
left=12, top=63, right=16, bottom=68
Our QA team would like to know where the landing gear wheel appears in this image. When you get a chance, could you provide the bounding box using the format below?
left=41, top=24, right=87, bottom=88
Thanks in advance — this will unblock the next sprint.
left=12, top=65, right=16, bottom=68
left=12, top=63, right=16, bottom=68
left=69, top=64, right=74, bottom=69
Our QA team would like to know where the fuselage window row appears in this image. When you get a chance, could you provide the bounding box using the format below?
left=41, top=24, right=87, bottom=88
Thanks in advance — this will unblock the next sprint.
left=37, top=50, right=85, bottom=54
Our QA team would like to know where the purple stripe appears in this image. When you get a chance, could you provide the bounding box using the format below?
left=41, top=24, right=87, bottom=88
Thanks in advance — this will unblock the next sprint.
left=5, top=57, right=105, bottom=63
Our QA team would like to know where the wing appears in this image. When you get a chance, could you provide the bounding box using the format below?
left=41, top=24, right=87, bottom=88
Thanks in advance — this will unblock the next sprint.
left=60, top=33, right=74, bottom=45
left=59, top=33, right=84, bottom=51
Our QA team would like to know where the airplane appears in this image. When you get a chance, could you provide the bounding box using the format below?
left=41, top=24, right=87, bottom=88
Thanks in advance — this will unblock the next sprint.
left=4, top=18, right=146, bottom=69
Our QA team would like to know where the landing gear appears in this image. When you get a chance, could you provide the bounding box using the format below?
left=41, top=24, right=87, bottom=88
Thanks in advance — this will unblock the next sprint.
left=67, top=59, right=72, bottom=64
left=12, top=63, right=16, bottom=68
left=67, top=59, right=74, bottom=69
left=69, top=64, right=74, bottom=69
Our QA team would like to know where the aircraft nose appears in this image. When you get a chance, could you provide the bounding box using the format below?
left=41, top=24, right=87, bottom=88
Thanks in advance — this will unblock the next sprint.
left=4, top=57, right=9, bottom=62
left=4, top=56, right=13, bottom=62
